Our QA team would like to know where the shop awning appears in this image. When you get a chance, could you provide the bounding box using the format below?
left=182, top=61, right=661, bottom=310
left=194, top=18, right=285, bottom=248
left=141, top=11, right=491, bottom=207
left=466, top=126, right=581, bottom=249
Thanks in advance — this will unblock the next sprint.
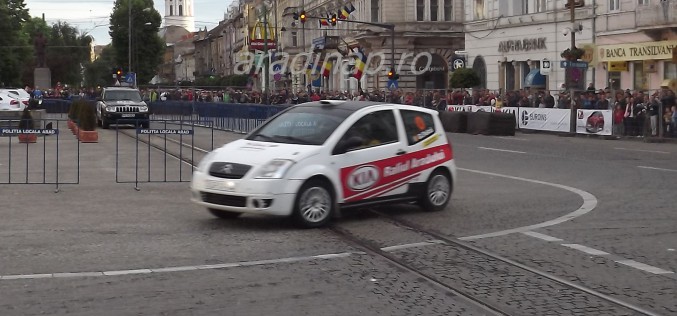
left=524, top=68, right=546, bottom=88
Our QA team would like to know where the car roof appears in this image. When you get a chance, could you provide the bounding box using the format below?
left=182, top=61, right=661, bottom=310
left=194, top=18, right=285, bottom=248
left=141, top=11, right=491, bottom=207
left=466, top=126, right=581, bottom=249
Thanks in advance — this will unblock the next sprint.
left=297, top=100, right=438, bottom=115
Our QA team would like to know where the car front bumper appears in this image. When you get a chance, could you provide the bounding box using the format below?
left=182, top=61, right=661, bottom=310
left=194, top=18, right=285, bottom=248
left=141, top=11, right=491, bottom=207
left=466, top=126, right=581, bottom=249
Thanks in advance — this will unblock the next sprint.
left=190, top=171, right=303, bottom=216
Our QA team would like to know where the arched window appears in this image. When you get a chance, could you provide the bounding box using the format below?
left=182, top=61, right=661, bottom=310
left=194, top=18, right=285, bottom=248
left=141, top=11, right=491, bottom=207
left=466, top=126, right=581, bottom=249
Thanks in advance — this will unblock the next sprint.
left=179, top=5, right=183, bottom=16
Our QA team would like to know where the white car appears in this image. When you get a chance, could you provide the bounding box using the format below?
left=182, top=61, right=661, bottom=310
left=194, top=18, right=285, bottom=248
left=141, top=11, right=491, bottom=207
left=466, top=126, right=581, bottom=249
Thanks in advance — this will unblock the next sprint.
left=0, top=92, right=22, bottom=112
left=191, top=100, right=457, bottom=228
left=0, top=88, right=30, bottom=111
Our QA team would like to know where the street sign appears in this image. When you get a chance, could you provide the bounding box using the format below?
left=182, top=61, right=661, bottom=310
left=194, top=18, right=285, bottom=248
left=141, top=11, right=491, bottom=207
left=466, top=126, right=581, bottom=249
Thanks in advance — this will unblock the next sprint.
left=387, top=79, right=398, bottom=91
left=452, top=58, right=465, bottom=70
left=124, top=72, right=136, bottom=84
left=540, top=58, right=551, bottom=75
left=560, top=60, right=588, bottom=68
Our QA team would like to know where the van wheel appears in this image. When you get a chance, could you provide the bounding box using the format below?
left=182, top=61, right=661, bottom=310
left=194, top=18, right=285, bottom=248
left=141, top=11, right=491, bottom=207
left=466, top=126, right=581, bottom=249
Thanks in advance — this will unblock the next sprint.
left=208, top=208, right=241, bottom=219
left=419, top=170, right=451, bottom=212
left=292, top=179, right=334, bottom=228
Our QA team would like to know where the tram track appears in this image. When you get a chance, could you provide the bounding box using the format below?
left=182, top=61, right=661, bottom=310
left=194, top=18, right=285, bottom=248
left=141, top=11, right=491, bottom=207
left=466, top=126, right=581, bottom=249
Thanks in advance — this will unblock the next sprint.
left=328, top=209, right=663, bottom=316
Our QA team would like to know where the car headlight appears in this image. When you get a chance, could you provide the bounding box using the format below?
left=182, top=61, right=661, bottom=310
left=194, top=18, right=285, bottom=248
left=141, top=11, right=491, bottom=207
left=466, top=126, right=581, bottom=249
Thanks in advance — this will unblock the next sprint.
left=106, top=106, right=117, bottom=112
left=139, top=106, right=149, bottom=112
left=196, top=151, right=217, bottom=173
left=255, top=159, right=294, bottom=179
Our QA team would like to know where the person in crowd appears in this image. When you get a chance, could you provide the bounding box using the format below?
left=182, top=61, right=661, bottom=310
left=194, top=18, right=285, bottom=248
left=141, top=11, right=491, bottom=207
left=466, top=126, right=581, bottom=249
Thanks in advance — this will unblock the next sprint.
left=613, top=103, right=625, bottom=137
left=647, top=95, right=660, bottom=136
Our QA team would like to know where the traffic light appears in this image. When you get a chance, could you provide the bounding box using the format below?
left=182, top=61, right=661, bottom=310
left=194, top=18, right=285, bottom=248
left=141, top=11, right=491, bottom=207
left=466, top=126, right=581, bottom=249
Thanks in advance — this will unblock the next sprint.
left=387, top=69, right=399, bottom=80
left=330, top=14, right=337, bottom=26
left=299, top=11, right=307, bottom=24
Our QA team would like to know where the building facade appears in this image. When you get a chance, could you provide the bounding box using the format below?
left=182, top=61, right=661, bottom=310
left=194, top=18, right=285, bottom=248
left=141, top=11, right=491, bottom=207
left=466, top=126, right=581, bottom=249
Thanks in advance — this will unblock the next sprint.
left=593, top=0, right=677, bottom=92
left=351, top=0, right=465, bottom=92
left=464, top=0, right=595, bottom=93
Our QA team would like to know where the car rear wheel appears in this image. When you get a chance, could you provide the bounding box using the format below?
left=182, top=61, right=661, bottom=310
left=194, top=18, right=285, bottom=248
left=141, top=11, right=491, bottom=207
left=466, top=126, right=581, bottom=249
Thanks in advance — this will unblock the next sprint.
left=208, top=208, right=241, bottom=219
left=419, top=170, right=451, bottom=212
left=292, top=179, right=334, bottom=228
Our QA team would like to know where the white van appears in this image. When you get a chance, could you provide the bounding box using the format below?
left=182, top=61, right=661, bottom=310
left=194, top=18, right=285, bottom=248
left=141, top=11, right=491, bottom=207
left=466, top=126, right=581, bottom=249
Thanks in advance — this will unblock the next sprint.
left=191, top=101, right=457, bottom=228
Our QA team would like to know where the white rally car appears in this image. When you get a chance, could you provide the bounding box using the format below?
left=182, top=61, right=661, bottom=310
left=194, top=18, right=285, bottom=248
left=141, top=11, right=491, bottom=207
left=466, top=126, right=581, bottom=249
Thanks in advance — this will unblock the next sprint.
left=191, top=100, right=457, bottom=228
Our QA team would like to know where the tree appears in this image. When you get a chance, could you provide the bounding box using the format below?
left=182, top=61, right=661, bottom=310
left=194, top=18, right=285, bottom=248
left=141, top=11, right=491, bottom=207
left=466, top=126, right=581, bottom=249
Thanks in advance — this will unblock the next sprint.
left=19, top=18, right=92, bottom=87
left=84, top=45, right=117, bottom=88
left=109, top=0, right=164, bottom=85
left=0, top=0, right=30, bottom=86
left=449, top=68, right=481, bottom=89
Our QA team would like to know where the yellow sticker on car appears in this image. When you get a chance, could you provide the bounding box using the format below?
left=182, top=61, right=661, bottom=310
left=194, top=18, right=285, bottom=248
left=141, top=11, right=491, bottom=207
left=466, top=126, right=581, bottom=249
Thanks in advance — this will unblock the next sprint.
left=422, top=134, right=439, bottom=147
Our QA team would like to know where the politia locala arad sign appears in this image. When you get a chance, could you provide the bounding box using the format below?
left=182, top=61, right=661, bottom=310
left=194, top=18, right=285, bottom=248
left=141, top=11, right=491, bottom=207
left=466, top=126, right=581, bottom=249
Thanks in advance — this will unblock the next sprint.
left=498, top=38, right=547, bottom=53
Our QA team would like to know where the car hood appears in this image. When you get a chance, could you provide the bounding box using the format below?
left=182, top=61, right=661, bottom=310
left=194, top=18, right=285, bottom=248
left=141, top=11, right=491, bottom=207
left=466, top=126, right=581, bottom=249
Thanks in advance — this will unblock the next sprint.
left=211, top=139, right=321, bottom=165
left=103, top=100, right=146, bottom=106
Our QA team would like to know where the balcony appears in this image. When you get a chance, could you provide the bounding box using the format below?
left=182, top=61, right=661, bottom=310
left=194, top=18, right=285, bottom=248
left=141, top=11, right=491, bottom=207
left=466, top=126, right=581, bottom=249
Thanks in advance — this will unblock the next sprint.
left=636, top=2, right=677, bottom=29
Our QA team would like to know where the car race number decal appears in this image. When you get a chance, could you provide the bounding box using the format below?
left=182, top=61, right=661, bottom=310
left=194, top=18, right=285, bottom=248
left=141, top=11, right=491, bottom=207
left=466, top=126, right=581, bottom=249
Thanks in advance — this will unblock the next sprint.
left=340, top=144, right=452, bottom=202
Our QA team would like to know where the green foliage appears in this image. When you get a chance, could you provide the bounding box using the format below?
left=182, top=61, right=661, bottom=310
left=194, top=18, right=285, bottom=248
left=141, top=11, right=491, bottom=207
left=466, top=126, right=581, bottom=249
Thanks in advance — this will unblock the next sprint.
left=18, top=108, right=34, bottom=129
left=109, top=0, right=164, bottom=85
left=84, top=45, right=117, bottom=87
left=69, top=99, right=86, bottom=120
left=0, top=0, right=31, bottom=86
left=561, top=47, right=585, bottom=60
left=449, top=68, right=481, bottom=89
left=77, top=102, right=97, bottom=131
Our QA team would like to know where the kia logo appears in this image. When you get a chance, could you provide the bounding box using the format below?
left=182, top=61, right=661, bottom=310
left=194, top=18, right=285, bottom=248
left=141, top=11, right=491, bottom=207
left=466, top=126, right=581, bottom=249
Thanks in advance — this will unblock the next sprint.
left=347, top=165, right=380, bottom=191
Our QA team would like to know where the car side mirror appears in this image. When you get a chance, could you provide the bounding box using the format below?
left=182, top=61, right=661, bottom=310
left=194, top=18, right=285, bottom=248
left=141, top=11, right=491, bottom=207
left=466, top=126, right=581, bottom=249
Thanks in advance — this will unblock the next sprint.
left=333, top=136, right=364, bottom=155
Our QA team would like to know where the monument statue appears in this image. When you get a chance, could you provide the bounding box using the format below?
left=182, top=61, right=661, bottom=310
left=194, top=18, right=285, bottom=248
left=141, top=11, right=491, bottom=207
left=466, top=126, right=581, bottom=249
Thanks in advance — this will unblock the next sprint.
left=34, top=33, right=47, bottom=68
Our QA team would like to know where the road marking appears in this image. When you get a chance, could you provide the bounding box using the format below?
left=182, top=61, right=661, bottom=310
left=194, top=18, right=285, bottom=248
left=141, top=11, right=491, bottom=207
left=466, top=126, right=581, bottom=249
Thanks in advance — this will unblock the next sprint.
left=0, top=239, right=447, bottom=281
left=380, top=240, right=444, bottom=252
left=615, top=148, right=670, bottom=154
left=497, top=136, right=529, bottom=141
left=615, top=260, right=675, bottom=275
left=522, top=231, right=563, bottom=242
left=637, top=166, right=677, bottom=173
left=561, top=243, right=610, bottom=256
left=458, top=168, right=598, bottom=241
left=477, top=147, right=527, bottom=154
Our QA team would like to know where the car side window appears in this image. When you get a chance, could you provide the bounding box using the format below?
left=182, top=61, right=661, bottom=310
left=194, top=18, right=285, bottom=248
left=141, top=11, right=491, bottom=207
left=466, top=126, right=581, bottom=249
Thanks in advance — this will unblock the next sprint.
left=336, top=110, right=398, bottom=153
left=400, top=110, right=435, bottom=145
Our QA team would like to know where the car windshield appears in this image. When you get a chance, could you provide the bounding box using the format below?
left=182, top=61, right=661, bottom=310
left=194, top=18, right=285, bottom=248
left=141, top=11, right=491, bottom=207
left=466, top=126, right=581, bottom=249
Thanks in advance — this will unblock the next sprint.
left=247, top=106, right=345, bottom=145
left=104, top=90, right=142, bottom=102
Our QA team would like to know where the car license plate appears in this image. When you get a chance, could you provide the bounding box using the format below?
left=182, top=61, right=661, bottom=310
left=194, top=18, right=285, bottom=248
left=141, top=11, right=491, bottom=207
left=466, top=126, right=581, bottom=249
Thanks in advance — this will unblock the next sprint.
left=205, top=179, right=235, bottom=192
left=121, top=114, right=135, bottom=118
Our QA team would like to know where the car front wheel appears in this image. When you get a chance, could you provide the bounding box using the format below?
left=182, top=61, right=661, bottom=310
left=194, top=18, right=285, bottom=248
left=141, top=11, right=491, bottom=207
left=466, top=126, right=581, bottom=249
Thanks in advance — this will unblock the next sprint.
left=419, top=170, right=451, bottom=212
left=292, top=179, right=334, bottom=228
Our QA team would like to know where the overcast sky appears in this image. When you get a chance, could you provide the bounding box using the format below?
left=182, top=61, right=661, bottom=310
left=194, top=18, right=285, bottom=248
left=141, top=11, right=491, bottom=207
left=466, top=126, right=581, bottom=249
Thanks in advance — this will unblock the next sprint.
left=25, top=0, right=235, bottom=45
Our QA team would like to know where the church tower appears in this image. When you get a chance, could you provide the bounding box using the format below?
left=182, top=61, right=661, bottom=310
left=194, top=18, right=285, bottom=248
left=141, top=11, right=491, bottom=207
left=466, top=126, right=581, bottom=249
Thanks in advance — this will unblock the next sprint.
left=164, top=0, right=195, bottom=32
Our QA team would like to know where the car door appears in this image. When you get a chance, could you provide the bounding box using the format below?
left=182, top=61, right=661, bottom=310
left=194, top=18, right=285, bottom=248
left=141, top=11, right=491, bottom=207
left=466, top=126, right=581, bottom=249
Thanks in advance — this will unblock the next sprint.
left=331, top=108, right=410, bottom=204
left=397, top=108, right=452, bottom=183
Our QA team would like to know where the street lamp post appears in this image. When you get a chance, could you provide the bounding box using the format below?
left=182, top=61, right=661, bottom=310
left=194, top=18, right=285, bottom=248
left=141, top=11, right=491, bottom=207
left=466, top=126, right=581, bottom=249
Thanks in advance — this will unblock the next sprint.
left=128, top=0, right=132, bottom=73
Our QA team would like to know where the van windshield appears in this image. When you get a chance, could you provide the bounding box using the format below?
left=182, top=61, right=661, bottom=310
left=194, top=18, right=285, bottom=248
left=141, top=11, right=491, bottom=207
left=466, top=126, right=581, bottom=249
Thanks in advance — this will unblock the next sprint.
left=247, top=106, right=346, bottom=145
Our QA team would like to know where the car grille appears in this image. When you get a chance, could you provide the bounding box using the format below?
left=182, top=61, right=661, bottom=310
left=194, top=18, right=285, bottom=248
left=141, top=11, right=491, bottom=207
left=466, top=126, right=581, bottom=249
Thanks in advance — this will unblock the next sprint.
left=201, top=192, right=247, bottom=207
left=116, top=106, right=140, bottom=113
left=209, top=162, right=251, bottom=179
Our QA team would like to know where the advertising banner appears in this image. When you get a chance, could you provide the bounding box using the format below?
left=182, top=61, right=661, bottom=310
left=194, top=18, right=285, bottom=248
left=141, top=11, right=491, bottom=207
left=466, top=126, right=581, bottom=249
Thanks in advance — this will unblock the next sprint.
left=518, top=108, right=570, bottom=132
left=576, top=110, right=612, bottom=136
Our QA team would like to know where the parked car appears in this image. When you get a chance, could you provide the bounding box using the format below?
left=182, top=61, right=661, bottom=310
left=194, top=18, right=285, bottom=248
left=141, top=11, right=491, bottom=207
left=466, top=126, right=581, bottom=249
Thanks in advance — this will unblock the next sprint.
left=0, top=92, right=23, bottom=112
left=191, top=100, right=457, bottom=228
left=0, top=88, right=29, bottom=110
